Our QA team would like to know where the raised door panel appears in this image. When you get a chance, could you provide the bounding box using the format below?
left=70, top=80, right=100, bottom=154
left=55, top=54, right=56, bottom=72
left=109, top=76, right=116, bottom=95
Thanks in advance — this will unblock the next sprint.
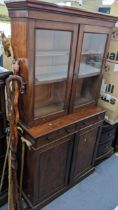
left=38, top=141, right=70, bottom=200
left=70, top=127, right=98, bottom=182
left=24, top=134, right=74, bottom=205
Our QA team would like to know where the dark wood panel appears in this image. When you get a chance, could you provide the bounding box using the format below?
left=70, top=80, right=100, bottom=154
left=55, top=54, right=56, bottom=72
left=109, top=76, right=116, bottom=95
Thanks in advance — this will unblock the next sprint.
left=21, top=115, right=103, bottom=208
left=70, top=127, right=98, bottom=182
left=23, top=135, right=74, bottom=205
left=11, top=19, right=29, bottom=125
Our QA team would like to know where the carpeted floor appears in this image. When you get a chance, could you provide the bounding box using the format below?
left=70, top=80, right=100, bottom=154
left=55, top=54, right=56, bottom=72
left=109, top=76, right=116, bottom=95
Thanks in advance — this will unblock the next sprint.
left=1, top=155, right=118, bottom=210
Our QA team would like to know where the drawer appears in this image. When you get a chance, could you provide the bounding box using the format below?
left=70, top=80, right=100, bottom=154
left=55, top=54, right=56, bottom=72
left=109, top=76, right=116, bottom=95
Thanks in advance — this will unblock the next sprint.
left=100, top=128, right=117, bottom=143
left=64, top=124, right=76, bottom=133
left=47, top=128, right=67, bottom=141
left=0, top=138, right=6, bottom=156
left=35, top=128, right=68, bottom=148
left=0, top=115, right=6, bottom=137
left=76, top=113, right=104, bottom=130
left=97, top=141, right=113, bottom=156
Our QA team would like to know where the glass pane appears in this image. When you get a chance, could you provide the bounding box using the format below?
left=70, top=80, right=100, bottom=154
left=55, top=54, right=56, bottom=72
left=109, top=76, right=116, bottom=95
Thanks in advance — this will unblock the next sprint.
left=74, top=76, right=98, bottom=107
left=79, top=33, right=107, bottom=76
left=34, top=30, right=71, bottom=118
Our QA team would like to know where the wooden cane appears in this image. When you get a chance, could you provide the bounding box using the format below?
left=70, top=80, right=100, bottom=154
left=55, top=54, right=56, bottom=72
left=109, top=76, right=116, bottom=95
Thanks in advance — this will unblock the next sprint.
left=6, top=67, right=24, bottom=210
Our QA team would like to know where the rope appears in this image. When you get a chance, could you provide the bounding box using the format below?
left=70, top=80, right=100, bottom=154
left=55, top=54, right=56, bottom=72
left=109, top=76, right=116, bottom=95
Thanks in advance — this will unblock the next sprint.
left=19, top=136, right=33, bottom=208
left=21, top=137, right=32, bottom=150
left=0, top=124, right=32, bottom=209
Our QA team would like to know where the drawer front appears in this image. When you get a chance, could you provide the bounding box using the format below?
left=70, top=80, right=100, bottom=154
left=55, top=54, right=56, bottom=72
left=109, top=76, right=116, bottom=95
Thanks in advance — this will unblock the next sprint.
left=64, top=124, right=76, bottom=133
left=76, top=113, right=104, bottom=130
left=47, top=128, right=67, bottom=141
left=97, top=141, right=113, bottom=156
left=35, top=124, right=78, bottom=148
left=100, top=128, right=117, bottom=143
left=82, top=113, right=104, bottom=126
left=35, top=128, right=68, bottom=148
left=35, top=114, right=104, bottom=149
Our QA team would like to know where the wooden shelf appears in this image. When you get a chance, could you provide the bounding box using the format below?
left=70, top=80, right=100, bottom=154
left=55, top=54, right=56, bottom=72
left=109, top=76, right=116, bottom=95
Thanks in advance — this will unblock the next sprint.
left=35, top=77, right=66, bottom=85
left=34, top=103, right=64, bottom=117
left=36, top=50, right=69, bottom=57
left=74, top=97, right=93, bottom=107
left=79, top=72, right=100, bottom=79
left=81, top=51, right=103, bottom=55
left=79, top=63, right=100, bottom=78
left=35, top=69, right=67, bottom=85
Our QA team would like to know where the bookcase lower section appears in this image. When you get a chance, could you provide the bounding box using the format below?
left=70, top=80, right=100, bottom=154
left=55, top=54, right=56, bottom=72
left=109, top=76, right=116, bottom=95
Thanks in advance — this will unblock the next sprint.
left=23, top=167, right=95, bottom=210
left=20, top=108, right=105, bottom=210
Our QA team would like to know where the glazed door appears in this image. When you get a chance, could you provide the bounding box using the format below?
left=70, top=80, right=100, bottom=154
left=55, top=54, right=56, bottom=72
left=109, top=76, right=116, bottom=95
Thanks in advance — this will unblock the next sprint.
left=70, top=25, right=112, bottom=112
left=70, top=127, right=99, bottom=183
left=28, top=20, right=78, bottom=125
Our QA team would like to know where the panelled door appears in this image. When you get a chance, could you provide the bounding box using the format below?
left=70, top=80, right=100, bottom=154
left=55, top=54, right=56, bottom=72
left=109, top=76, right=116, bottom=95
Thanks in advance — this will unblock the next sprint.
left=28, top=20, right=79, bottom=125
left=70, top=25, right=112, bottom=112
left=70, top=127, right=99, bottom=183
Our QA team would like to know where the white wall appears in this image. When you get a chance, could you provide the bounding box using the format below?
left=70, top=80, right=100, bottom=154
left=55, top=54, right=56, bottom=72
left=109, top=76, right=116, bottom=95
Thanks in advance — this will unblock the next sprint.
left=0, top=22, right=11, bottom=37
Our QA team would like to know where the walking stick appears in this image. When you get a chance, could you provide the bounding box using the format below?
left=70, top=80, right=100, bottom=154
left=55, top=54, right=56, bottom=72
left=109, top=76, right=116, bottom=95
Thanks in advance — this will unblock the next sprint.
left=6, top=60, right=25, bottom=210
left=0, top=31, right=25, bottom=209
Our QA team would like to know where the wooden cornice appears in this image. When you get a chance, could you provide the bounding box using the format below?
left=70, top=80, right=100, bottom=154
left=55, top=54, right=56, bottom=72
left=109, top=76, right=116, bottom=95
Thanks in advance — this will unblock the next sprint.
left=5, top=0, right=118, bottom=23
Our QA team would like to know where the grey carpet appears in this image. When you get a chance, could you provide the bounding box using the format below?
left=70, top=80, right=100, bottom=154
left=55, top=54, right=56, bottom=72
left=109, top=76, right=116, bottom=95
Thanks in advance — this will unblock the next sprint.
left=1, top=155, right=118, bottom=210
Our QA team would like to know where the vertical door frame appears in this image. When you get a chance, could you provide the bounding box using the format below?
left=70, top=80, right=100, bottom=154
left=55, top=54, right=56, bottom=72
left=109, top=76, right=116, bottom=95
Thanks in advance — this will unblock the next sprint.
left=28, top=19, right=79, bottom=126
left=69, top=25, right=112, bottom=113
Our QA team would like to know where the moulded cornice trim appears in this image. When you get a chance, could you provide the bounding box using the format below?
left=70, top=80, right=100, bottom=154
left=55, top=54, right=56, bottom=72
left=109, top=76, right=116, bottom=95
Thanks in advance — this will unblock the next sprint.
left=5, top=0, right=118, bottom=23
